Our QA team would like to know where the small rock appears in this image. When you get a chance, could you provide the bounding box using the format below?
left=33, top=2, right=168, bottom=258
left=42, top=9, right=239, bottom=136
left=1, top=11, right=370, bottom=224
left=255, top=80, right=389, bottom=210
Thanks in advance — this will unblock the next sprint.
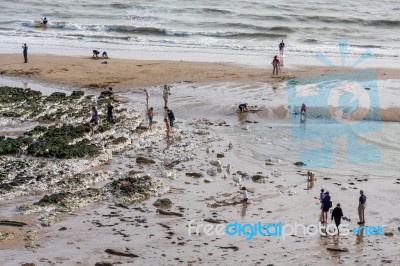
left=216, top=153, right=225, bottom=158
left=71, top=91, right=84, bottom=97
left=384, top=232, right=394, bottom=237
left=204, top=178, right=213, bottom=183
left=136, top=156, right=156, bottom=164
left=186, top=172, right=203, bottom=178
left=327, top=247, right=348, bottom=252
left=50, top=92, right=66, bottom=98
left=58, top=227, right=67, bottom=231
left=251, top=175, right=268, bottom=183
left=95, top=262, right=114, bottom=266
left=153, top=198, right=172, bottom=208
left=294, top=162, right=306, bottom=166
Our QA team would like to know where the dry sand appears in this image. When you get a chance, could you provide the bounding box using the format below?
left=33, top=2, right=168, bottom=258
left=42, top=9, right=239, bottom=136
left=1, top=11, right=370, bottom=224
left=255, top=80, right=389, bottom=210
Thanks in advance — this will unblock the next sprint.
left=1, top=53, right=400, bottom=90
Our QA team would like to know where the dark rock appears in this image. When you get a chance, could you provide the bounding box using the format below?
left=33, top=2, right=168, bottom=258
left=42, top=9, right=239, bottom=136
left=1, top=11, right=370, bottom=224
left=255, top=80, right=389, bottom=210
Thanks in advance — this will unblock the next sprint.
left=0, top=220, right=28, bottom=227
left=71, top=91, right=84, bottom=97
left=294, top=162, right=306, bottom=166
left=384, top=232, right=394, bottom=237
left=153, top=198, right=172, bottom=208
left=104, top=249, right=139, bottom=258
left=219, top=246, right=239, bottom=251
left=59, top=226, right=67, bottom=231
left=186, top=172, right=203, bottom=178
left=21, top=263, right=36, bottom=266
left=204, top=218, right=228, bottom=224
left=327, top=247, right=348, bottom=252
left=251, top=174, right=268, bottom=183
left=95, top=262, right=114, bottom=266
left=49, top=92, right=66, bottom=98
left=157, top=209, right=183, bottom=217
left=136, top=156, right=155, bottom=164
left=101, top=90, right=113, bottom=96
left=216, top=153, right=225, bottom=158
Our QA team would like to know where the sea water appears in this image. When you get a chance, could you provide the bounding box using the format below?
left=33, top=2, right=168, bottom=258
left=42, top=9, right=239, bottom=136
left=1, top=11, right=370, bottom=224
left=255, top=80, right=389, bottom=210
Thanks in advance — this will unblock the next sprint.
left=0, top=0, right=399, bottom=65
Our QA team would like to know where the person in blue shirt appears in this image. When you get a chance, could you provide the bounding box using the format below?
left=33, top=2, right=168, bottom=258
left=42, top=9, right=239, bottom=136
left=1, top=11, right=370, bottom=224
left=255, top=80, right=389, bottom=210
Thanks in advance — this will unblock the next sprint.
left=358, top=190, right=367, bottom=224
left=321, top=191, right=331, bottom=224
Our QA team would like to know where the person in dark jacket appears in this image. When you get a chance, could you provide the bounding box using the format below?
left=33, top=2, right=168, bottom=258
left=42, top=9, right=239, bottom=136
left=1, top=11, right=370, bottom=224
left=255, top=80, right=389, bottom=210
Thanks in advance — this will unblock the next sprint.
left=331, top=203, right=344, bottom=234
left=167, top=109, right=175, bottom=127
left=22, top=44, right=28, bottom=63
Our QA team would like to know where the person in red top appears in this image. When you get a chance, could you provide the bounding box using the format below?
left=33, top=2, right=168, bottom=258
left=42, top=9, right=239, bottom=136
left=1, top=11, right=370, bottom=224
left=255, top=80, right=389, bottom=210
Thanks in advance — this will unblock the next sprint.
left=271, top=55, right=280, bottom=75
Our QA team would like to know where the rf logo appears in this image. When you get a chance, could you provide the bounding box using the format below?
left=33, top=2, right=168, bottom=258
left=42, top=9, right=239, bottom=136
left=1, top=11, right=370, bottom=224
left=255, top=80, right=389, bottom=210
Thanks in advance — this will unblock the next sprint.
left=287, top=40, right=381, bottom=168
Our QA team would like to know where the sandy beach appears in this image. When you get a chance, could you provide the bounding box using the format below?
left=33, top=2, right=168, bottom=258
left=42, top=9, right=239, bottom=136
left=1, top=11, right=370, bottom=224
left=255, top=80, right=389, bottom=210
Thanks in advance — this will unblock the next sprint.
left=0, top=53, right=400, bottom=266
left=1, top=54, right=400, bottom=90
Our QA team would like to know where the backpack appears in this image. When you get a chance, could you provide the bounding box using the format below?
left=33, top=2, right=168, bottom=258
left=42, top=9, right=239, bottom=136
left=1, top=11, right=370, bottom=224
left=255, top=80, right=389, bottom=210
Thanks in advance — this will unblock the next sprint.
left=329, top=201, right=332, bottom=208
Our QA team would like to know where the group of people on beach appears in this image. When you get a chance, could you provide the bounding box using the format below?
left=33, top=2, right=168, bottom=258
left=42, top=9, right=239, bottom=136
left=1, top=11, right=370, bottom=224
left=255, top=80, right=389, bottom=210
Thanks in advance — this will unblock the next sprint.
left=319, top=188, right=367, bottom=235
left=146, top=85, right=175, bottom=142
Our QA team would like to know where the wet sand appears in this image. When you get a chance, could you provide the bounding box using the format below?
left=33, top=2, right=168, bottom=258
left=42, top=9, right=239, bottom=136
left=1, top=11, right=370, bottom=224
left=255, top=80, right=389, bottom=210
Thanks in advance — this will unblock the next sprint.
left=0, top=56, right=400, bottom=265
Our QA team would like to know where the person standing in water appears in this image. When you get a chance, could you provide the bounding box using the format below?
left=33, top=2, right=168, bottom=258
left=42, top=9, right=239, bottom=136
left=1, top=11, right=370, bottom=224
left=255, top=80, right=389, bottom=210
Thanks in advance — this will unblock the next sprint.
left=22, top=44, right=28, bottom=63
left=42, top=17, right=48, bottom=26
left=279, top=40, right=285, bottom=56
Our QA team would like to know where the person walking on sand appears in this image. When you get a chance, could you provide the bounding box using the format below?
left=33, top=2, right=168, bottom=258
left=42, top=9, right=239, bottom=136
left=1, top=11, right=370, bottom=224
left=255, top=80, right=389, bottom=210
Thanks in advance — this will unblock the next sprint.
left=321, top=191, right=331, bottom=224
left=107, top=102, right=114, bottom=123
left=307, top=170, right=315, bottom=181
left=167, top=109, right=175, bottom=128
left=358, top=190, right=367, bottom=224
left=279, top=40, right=285, bottom=56
left=163, top=85, right=171, bottom=107
left=147, top=107, right=154, bottom=130
left=331, top=203, right=344, bottom=234
left=22, top=44, right=28, bottom=63
left=241, top=187, right=249, bottom=203
left=144, top=89, right=150, bottom=106
left=271, top=55, right=280, bottom=75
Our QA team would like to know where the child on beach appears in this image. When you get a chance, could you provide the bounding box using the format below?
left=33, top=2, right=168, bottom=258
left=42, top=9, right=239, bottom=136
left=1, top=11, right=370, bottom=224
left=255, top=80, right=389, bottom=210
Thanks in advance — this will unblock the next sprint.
left=147, top=107, right=154, bottom=130
left=271, top=55, right=280, bottom=75
left=241, top=187, right=249, bottom=203
left=164, top=118, right=173, bottom=140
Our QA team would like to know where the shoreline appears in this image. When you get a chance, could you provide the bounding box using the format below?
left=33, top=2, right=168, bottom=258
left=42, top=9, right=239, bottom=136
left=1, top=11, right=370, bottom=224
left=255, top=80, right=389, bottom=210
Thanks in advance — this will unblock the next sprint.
left=1, top=53, right=400, bottom=90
